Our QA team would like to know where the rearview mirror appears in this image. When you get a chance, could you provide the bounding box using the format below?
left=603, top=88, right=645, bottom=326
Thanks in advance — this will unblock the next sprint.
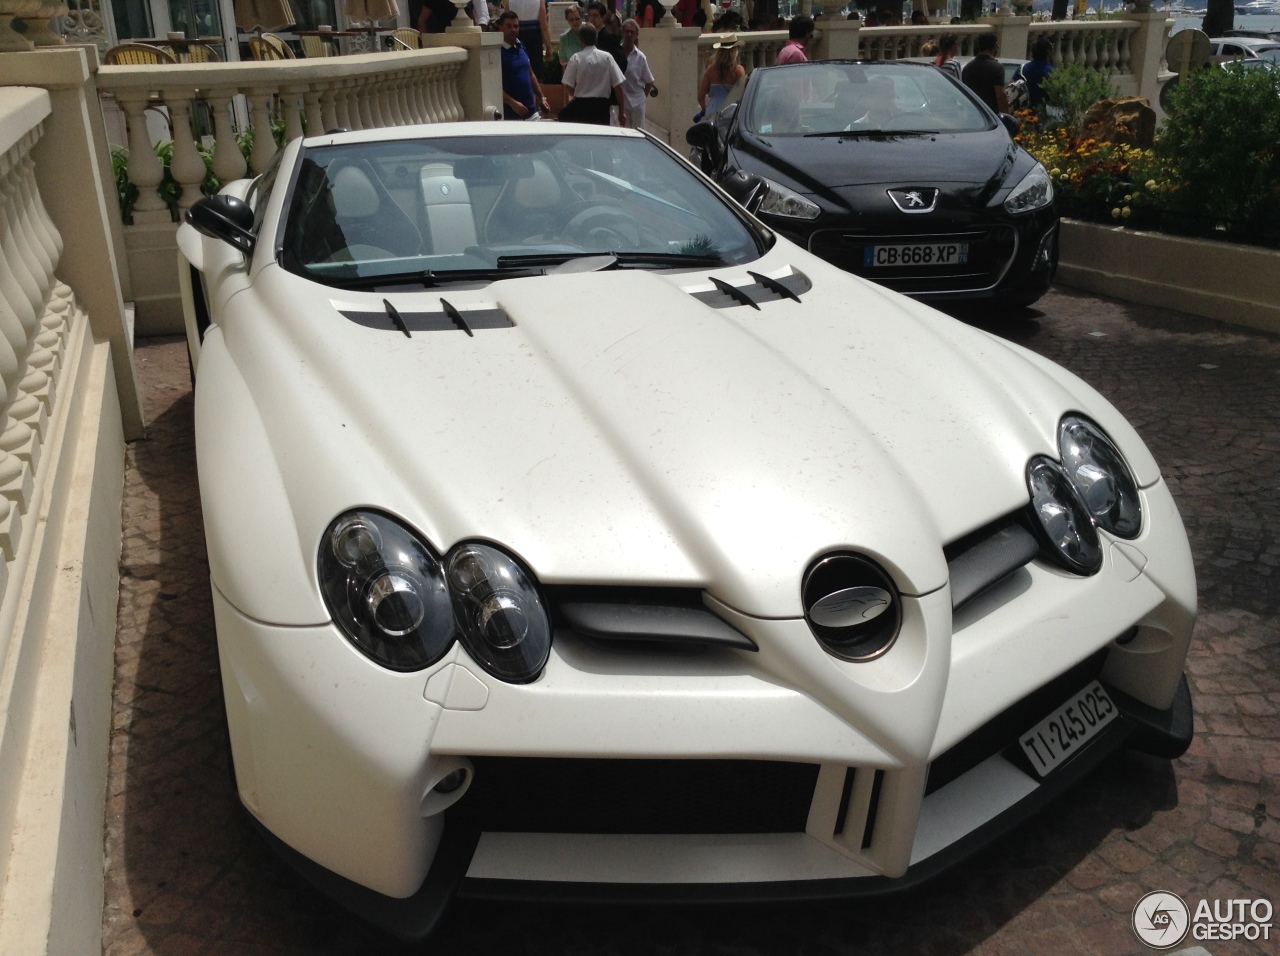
left=718, top=170, right=765, bottom=211
left=999, top=113, right=1021, bottom=137
left=187, top=195, right=256, bottom=256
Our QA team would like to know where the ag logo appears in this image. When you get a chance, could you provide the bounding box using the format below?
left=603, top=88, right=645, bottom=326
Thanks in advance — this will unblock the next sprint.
left=1133, top=891, right=1190, bottom=949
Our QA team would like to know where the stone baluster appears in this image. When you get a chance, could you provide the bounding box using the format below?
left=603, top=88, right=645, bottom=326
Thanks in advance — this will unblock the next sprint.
left=247, top=87, right=278, bottom=174
left=424, top=67, right=445, bottom=124
left=114, top=91, right=169, bottom=222
left=17, top=133, right=60, bottom=269
left=281, top=85, right=307, bottom=141
left=378, top=75, right=401, bottom=127
left=354, top=79, right=376, bottom=129
left=320, top=85, right=341, bottom=134
left=1, top=153, right=52, bottom=305
left=416, top=72, right=435, bottom=124
left=163, top=89, right=208, bottom=212
left=303, top=87, right=325, bottom=136
left=0, top=166, right=43, bottom=464
left=334, top=81, right=355, bottom=131
left=403, top=73, right=424, bottom=125
left=367, top=77, right=388, bottom=128
left=208, top=91, right=248, bottom=184
left=396, top=73, right=416, bottom=125
left=447, top=67, right=464, bottom=122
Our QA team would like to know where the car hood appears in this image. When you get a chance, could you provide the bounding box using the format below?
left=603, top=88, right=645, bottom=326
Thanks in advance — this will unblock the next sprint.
left=732, top=129, right=1014, bottom=195
left=209, top=249, right=1150, bottom=621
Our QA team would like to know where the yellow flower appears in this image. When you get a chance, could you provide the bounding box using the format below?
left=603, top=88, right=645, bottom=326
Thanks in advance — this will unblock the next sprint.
left=1121, top=206, right=1132, bottom=219
left=1111, top=207, right=1122, bottom=219
left=1146, top=180, right=1157, bottom=190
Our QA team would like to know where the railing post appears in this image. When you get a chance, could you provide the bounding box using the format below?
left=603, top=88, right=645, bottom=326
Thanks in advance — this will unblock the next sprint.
left=162, top=89, right=208, bottom=212
left=637, top=25, right=700, bottom=146
left=303, top=87, right=325, bottom=135
left=813, top=15, right=860, bottom=60
left=1127, top=11, right=1172, bottom=109
left=247, top=87, right=278, bottom=174
left=208, top=90, right=248, bottom=183
left=114, top=90, right=169, bottom=223
left=983, top=14, right=1032, bottom=62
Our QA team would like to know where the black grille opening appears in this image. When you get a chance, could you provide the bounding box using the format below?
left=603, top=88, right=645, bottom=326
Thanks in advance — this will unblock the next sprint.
left=925, top=647, right=1109, bottom=796
left=861, top=769, right=885, bottom=849
left=452, top=758, right=820, bottom=834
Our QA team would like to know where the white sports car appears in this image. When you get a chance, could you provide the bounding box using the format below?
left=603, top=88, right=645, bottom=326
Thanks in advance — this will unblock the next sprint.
left=178, top=123, right=1195, bottom=941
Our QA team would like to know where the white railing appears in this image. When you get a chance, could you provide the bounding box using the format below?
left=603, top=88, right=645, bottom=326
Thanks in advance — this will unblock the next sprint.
left=859, top=24, right=990, bottom=60
left=96, top=47, right=468, bottom=222
left=0, top=88, right=78, bottom=607
left=1029, top=21, right=1136, bottom=74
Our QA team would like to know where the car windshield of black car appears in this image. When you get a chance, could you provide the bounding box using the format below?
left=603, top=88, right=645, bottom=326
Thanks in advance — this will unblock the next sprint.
left=745, top=63, right=993, bottom=137
left=278, top=134, right=764, bottom=285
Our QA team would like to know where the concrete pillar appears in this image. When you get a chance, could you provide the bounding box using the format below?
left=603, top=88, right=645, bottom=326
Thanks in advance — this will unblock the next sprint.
left=1126, top=11, right=1173, bottom=107
left=981, top=14, right=1031, bottom=61
left=812, top=15, right=860, bottom=60
left=639, top=25, right=701, bottom=145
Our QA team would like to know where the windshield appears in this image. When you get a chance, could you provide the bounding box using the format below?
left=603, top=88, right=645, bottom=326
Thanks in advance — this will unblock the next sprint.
left=743, top=62, right=993, bottom=136
left=280, top=133, right=763, bottom=286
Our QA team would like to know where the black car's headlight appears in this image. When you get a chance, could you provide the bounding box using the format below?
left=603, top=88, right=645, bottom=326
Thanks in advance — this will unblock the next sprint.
left=446, top=543, right=552, bottom=684
left=1058, top=415, right=1142, bottom=538
left=756, top=177, right=821, bottom=220
left=1026, top=457, right=1103, bottom=575
left=319, top=510, right=456, bottom=671
left=319, top=511, right=551, bottom=682
left=1003, top=163, right=1054, bottom=214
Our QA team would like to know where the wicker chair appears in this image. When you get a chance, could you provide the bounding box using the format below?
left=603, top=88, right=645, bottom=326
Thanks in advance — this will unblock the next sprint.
left=182, top=42, right=223, bottom=62
left=299, top=33, right=332, bottom=57
left=389, top=27, right=420, bottom=50
left=103, top=42, right=179, bottom=65
left=249, top=32, right=295, bottom=59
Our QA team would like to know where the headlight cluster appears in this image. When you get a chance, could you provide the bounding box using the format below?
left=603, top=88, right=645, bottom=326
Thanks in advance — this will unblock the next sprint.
left=1026, top=415, right=1142, bottom=575
left=319, top=510, right=551, bottom=682
left=756, top=177, right=821, bottom=220
left=1003, top=163, right=1054, bottom=214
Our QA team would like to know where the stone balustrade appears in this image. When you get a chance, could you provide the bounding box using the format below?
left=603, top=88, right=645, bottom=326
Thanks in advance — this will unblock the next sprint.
left=0, top=87, right=77, bottom=610
left=1028, top=20, right=1136, bottom=75
left=96, top=47, right=469, bottom=223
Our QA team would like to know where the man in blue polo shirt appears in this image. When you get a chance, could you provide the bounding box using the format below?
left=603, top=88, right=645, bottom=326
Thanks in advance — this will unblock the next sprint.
left=499, top=10, right=549, bottom=120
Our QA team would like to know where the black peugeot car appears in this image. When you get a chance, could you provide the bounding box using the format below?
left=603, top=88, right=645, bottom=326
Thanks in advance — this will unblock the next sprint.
left=688, top=60, right=1059, bottom=308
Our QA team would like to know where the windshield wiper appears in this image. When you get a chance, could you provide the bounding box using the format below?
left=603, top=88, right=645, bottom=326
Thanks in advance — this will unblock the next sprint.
left=612, top=252, right=728, bottom=268
left=499, top=251, right=726, bottom=271
left=805, top=129, right=938, bottom=138
left=322, top=265, right=541, bottom=291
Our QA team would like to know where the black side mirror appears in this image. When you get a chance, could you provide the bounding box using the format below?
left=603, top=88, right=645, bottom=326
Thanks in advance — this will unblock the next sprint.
left=187, top=194, right=256, bottom=255
left=719, top=169, right=765, bottom=211
left=685, top=120, right=723, bottom=172
left=999, top=113, right=1021, bottom=137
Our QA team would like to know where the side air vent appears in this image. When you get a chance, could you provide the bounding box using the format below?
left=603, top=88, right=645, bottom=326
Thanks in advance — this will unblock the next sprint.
left=341, top=303, right=513, bottom=333
left=547, top=585, right=757, bottom=652
left=828, top=766, right=885, bottom=852
left=945, top=518, right=1039, bottom=612
left=689, top=268, right=812, bottom=310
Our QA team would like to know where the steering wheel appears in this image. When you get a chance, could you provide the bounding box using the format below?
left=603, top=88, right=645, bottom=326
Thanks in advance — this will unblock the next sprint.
left=562, top=205, right=657, bottom=252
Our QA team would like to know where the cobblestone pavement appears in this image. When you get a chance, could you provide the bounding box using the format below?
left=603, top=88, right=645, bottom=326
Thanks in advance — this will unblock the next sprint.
left=103, top=288, right=1280, bottom=956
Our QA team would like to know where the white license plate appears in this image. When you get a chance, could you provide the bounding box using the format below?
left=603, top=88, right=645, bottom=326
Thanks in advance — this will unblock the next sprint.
left=1019, top=680, right=1118, bottom=778
left=863, top=242, right=969, bottom=268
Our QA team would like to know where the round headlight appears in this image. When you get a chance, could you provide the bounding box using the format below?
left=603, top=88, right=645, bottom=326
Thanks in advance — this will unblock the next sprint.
left=1058, top=415, right=1142, bottom=539
left=319, top=510, right=455, bottom=671
left=802, top=554, right=900, bottom=662
left=446, top=543, right=551, bottom=683
left=1026, top=457, right=1102, bottom=575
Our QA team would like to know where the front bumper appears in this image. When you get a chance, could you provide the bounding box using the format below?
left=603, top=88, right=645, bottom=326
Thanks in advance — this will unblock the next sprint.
left=213, top=479, right=1195, bottom=940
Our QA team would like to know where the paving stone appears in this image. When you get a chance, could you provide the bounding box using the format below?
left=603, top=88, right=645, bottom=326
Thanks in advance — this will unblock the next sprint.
left=103, top=284, right=1280, bottom=955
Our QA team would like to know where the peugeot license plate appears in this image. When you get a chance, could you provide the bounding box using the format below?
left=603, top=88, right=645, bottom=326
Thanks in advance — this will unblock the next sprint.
left=863, top=242, right=969, bottom=268
left=1019, top=680, right=1118, bottom=778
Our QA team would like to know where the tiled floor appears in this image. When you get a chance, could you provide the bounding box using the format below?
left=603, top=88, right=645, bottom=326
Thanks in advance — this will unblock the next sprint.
left=103, top=288, right=1280, bottom=955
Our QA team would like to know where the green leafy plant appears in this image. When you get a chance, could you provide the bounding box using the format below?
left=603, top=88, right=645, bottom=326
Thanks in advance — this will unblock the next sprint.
left=1041, top=63, right=1116, bottom=131
left=1155, top=62, right=1280, bottom=243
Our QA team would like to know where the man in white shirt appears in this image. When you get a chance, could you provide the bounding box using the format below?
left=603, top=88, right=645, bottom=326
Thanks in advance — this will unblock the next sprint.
left=560, top=24, right=627, bottom=126
left=620, top=19, right=654, bottom=132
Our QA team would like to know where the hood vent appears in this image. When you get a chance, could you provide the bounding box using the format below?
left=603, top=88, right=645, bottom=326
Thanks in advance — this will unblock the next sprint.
left=689, top=269, right=812, bottom=310
left=340, top=304, right=513, bottom=333
left=945, top=517, right=1039, bottom=612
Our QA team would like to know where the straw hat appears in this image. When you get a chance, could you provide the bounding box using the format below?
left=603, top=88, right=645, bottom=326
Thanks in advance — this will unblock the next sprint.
left=712, top=32, right=738, bottom=49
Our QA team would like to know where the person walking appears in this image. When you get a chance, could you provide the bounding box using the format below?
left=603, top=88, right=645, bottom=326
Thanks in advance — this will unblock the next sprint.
left=696, top=33, right=745, bottom=120
left=775, top=15, right=813, bottom=64
left=560, top=23, right=628, bottom=126
left=557, top=4, right=583, bottom=68
left=1020, top=37, right=1055, bottom=110
left=621, top=18, right=655, bottom=131
left=933, top=32, right=961, bottom=81
left=504, top=0, right=551, bottom=81
left=499, top=9, right=550, bottom=119
left=961, top=32, right=1009, bottom=114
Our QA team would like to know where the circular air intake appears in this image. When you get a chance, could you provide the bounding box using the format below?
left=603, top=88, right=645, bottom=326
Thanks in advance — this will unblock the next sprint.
left=802, top=554, right=901, bottom=662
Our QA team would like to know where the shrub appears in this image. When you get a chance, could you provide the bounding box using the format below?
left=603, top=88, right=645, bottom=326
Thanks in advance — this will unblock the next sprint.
left=1155, top=62, right=1280, bottom=243
left=1041, top=63, right=1115, bottom=131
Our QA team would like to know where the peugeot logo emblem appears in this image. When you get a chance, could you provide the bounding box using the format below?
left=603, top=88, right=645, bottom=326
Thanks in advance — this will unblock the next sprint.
left=808, top=586, right=892, bottom=628
left=888, top=187, right=940, bottom=214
